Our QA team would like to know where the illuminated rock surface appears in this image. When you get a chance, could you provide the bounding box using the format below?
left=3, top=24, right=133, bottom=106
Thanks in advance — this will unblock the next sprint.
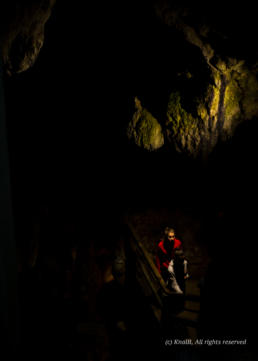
left=127, top=97, right=164, bottom=151
left=1, top=1, right=258, bottom=360
left=126, top=0, right=258, bottom=160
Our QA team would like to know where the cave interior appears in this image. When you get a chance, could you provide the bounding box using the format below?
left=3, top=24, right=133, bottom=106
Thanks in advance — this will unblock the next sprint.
left=1, top=0, right=258, bottom=360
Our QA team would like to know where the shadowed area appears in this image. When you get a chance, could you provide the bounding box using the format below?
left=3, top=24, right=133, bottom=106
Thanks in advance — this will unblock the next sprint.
left=1, top=1, right=258, bottom=360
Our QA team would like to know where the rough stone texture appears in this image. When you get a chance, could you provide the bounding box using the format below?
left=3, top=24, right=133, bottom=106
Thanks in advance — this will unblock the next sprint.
left=127, top=97, right=164, bottom=151
left=0, top=0, right=56, bottom=76
left=158, top=0, right=258, bottom=161
left=126, top=0, right=258, bottom=161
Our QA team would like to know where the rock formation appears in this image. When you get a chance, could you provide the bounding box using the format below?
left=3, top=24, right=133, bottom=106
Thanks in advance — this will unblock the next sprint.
left=2, top=1, right=258, bottom=359
left=127, top=0, right=258, bottom=161
left=0, top=0, right=56, bottom=76
left=127, top=96, right=164, bottom=151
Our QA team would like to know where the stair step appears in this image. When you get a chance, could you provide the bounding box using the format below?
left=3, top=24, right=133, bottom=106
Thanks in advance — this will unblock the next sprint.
left=184, top=300, right=201, bottom=312
left=171, top=310, right=199, bottom=328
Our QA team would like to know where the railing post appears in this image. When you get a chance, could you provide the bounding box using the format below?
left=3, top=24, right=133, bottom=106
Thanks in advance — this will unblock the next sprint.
left=0, top=46, right=21, bottom=356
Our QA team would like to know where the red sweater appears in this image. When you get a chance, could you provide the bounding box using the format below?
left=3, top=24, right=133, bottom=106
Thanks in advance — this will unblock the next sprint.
left=156, top=239, right=182, bottom=274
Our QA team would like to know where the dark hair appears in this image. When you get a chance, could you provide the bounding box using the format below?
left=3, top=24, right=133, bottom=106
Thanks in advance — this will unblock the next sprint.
left=174, top=247, right=184, bottom=260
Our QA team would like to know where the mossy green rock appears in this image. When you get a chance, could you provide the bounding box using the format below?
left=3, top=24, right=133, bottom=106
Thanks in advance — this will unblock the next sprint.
left=127, top=97, right=164, bottom=151
left=164, top=60, right=258, bottom=159
left=147, top=0, right=258, bottom=160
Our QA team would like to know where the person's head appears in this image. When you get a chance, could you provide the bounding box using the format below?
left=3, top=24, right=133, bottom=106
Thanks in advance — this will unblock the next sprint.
left=164, top=227, right=175, bottom=242
left=174, top=247, right=185, bottom=265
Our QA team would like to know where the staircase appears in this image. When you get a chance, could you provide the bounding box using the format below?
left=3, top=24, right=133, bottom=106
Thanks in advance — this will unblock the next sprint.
left=123, top=215, right=202, bottom=345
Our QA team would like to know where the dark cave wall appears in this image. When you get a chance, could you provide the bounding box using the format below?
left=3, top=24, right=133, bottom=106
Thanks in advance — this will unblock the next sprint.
left=0, top=0, right=56, bottom=75
left=0, top=42, right=21, bottom=358
left=1, top=0, right=258, bottom=359
left=0, top=0, right=257, bottom=289
left=128, top=0, right=258, bottom=161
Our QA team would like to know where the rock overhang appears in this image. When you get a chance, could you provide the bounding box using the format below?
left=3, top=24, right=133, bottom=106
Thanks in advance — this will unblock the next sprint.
left=126, top=0, right=258, bottom=162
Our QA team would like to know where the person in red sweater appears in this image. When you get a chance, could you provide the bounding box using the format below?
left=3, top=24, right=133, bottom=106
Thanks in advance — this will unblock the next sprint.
left=156, top=227, right=182, bottom=283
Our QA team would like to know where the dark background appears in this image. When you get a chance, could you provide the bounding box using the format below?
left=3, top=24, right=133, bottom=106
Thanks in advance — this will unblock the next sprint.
left=2, top=1, right=258, bottom=217
left=2, top=1, right=258, bottom=358
left=3, top=0, right=258, bottom=258
left=2, top=0, right=212, bottom=220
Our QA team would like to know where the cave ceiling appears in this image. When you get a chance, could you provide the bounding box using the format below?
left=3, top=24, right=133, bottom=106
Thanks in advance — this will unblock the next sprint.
left=0, top=0, right=258, bottom=209
left=128, top=0, right=258, bottom=160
